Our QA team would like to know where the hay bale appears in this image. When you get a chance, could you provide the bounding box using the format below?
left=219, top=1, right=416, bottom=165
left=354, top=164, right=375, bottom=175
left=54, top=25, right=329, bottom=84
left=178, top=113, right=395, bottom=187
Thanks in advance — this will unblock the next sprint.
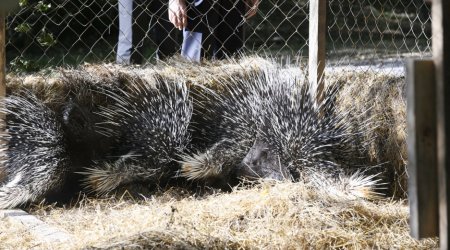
left=330, top=70, right=407, bottom=198
left=7, top=71, right=67, bottom=108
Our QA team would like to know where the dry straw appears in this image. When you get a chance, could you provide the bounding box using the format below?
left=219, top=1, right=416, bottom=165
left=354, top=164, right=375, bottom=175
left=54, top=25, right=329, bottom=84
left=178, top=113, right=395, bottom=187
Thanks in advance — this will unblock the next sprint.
left=1, top=180, right=437, bottom=249
left=331, top=70, right=407, bottom=198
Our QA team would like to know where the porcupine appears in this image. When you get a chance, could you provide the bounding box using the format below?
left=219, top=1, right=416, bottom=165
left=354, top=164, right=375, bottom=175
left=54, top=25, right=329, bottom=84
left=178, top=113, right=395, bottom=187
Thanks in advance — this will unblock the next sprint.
left=181, top=66, right=379, bottom=198
left=80, top=74, right=193, bottom=195
left=0, top=91, right=69, bottom=208
left=0, top=72, right=116, bottom=208
left=57, top=73, right=118, bottom=199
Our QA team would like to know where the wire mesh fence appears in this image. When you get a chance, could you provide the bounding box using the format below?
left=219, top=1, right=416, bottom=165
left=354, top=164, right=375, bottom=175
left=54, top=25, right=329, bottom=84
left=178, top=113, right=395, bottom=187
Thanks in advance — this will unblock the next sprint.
left=6, top=0, right=120, bottom=71
left=327, top=0, right=431, bottom=74
left=5, top=0, right=309, bottom=71
left=5, top=0, right=431, bottom=72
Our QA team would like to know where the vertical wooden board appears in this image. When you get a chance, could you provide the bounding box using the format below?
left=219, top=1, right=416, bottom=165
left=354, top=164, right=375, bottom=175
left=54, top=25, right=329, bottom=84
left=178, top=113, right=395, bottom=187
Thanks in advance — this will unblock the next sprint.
left=0, top=15, right=6, bottom=170
left=407, top=59, right=439, bottom=239
left=308, top=0, right=326, bottom=104
left=0, top=16, right=5, bottom=98
left=433, top=0, right=450, bottom=248
left=0, top=16, right=6, bottom=171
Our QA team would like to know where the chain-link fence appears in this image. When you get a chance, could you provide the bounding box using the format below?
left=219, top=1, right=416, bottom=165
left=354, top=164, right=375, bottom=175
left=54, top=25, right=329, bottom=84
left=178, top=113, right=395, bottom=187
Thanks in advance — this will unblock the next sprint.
left=7, top=0, right=120, bottom=71
left=5, top=0, right=431, bottom=73
left=327, top=0, right=431, bottom=74
left=5, top=0, right=310, bottom=72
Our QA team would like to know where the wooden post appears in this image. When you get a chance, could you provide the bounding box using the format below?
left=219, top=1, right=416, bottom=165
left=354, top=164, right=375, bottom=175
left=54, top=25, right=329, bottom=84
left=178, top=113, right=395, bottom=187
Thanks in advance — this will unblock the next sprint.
left=0, top=14, right=6, bottom=183
left=434, top=0, right=450, bottom=249
left=407, top=59, right=439, bottom=239
left=309, top=0, right=326, bottom=104
left=0, top=15, right=5, bottom=99
left=0, top=14, right=6, bottom=155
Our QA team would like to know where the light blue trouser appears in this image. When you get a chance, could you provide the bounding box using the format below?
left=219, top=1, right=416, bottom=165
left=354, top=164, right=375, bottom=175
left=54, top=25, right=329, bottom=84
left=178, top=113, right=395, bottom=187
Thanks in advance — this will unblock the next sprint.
left=116, top=0, right=134, bottom=64
left=117, top=0, right=180, bottom=64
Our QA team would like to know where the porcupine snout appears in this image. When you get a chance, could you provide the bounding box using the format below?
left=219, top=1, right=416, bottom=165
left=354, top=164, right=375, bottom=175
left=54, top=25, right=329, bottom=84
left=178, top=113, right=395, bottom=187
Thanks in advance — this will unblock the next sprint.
left=238, top=139, right=289, bottom=181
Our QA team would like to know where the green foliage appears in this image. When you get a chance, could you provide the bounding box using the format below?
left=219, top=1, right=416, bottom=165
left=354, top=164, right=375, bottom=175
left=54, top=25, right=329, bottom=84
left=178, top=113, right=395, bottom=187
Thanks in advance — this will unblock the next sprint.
left=9, top=56, right=40, bottom=72
left=14, top=22, right=31, bottom=33
left=37, top=28, right=57, bottom=47
left=8, top=0, right=58, bottom=72
left=18, top=0, right=28, bottom=7
left=35, top=1, right=51, bottom=13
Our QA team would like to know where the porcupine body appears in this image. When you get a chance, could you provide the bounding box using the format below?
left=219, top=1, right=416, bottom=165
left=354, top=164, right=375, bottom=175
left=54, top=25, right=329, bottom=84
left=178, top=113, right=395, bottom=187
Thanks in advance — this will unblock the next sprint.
left=57, top=77, right=117, bottom=200
left=81, top=75, right=193, bottom=195
left=0, top=91, right=69, bottom=208
left=182, top=66, right=379, bottom=197
left=59, top=70, right=118, bottom=172
left=0, top=73, right=115, bottom=208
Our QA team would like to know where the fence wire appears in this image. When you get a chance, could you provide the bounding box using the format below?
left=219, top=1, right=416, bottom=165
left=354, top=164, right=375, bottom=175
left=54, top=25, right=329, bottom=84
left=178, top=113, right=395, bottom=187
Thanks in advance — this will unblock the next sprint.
left=5, top=0, right=309, bottom=71
left=5, top=0, right=431, bottom=72
left=327, top=0, right=431, bottom=75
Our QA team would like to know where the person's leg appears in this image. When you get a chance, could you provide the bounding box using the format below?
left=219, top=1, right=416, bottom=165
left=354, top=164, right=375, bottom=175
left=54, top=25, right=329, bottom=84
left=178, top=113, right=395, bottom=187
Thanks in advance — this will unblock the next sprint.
left=131, top=0, right=151, bottom=64
left=150, top=0, right=180, bottom=60
left=215, top=0, right=245, bottom=59
left=117, top=0, right=133, bottom=64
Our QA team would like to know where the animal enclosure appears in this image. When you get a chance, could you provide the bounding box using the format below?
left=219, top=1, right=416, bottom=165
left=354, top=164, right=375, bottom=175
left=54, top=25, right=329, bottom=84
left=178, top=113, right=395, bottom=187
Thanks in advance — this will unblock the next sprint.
left=0, top=0, right=442, bottom=248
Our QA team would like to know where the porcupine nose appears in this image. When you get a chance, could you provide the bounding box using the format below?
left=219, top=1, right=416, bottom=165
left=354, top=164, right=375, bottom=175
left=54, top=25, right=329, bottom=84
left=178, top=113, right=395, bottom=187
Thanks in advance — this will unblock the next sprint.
left=239, top=139, right=287, bottom=181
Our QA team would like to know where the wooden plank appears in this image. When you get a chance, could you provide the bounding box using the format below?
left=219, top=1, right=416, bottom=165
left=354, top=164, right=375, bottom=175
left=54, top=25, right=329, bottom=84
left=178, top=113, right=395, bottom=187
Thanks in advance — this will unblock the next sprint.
left=0, top=209, right=72, bottom=243
left=407, top=59, right=439, bottom=239
left=0, top=14, right=6, bottom=171
left=0, top=16, right=5, bottom=99
left=308, top=0, right=326, bottom=104
left=433, top=0, right=450, bottom=249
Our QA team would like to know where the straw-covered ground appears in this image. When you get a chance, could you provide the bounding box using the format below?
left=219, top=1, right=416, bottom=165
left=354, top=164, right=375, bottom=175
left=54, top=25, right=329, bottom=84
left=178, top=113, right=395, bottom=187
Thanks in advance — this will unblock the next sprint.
left=0, top=57, right=436, bottom=248
left=0, top=181, right=438, bottom=249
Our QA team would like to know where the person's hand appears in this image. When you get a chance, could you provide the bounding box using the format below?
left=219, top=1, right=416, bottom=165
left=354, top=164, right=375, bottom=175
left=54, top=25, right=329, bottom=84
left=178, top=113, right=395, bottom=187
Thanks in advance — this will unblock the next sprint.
left=169, top=0, right=187, bottom=30
left=245, top=0, right=259, bottom=19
